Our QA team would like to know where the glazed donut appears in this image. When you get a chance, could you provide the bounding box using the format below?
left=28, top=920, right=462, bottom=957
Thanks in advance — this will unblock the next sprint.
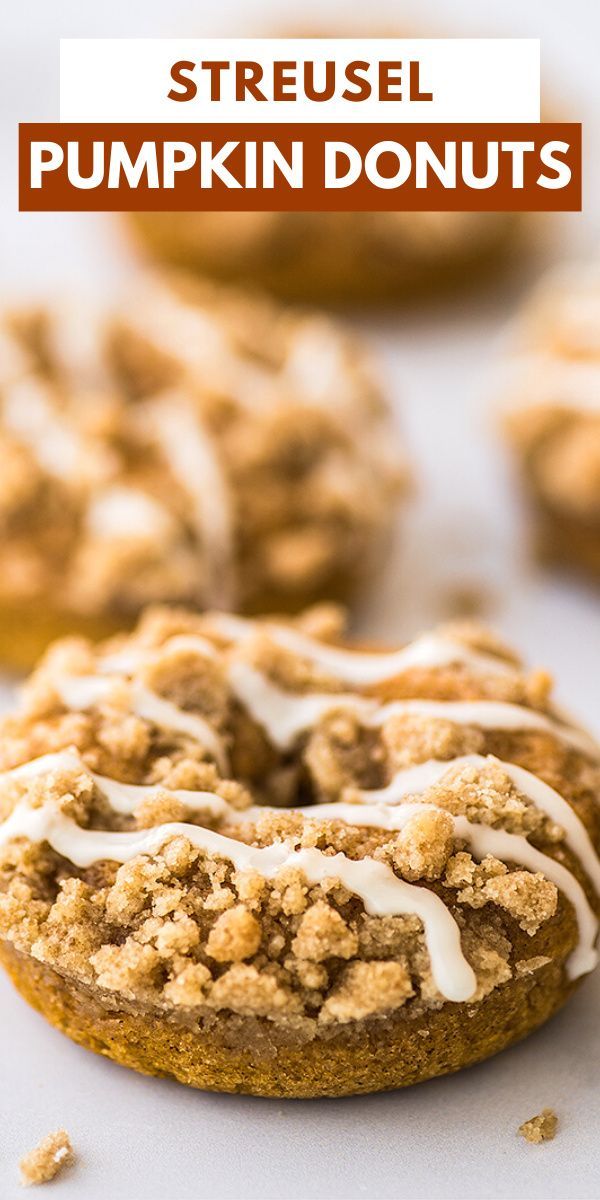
left=0, top=276, right=405, bottom=669
left=502, top=262, right=600, bottom=579
left=129, top=210, right=524, bottom=307
left=0, top=605, right=598, bottom=1098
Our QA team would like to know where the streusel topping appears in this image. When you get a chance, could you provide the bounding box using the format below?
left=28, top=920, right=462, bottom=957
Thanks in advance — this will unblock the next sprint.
left=0, top=607, right=599, bottom=1034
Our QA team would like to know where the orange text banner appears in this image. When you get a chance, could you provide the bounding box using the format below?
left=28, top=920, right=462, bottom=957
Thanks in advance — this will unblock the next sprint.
left=19, top=122, right=582, bottom=211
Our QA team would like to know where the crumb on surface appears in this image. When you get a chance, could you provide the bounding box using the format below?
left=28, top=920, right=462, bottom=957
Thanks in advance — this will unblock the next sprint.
left=518, top=1108, right=558, bottom=1145
left=19, top=1129, right=74, bottom=1186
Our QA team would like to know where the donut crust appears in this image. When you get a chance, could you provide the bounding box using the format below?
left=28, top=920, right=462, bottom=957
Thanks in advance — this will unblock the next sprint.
left=0, top=600, right=129, bottom=674
left=129, top=211, right=522, bottom=308
left=0, top=934, right=575, bottom=1098
left=0, top=565, right=361, bottom=673
left=527, top=495, right=600, bottom=582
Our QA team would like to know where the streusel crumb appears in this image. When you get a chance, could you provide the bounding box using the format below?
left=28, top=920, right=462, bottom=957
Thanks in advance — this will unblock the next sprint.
left=518, top=1108, right=558, bottom=1145
left=19, top=1129, right=74, bottom=1186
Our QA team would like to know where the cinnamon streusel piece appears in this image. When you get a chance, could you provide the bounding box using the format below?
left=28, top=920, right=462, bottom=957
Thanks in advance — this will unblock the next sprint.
left=518, top=1108, right=559, bottom=1145
left=19, top=1130, right=74, bottom=1186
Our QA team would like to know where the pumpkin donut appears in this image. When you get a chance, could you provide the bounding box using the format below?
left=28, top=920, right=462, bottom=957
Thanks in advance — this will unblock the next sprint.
left=0, top=276, right=405, bottom=670
left=503, top=261, right=600, bottom=579
left=0, top=605, right=598, bottom=1097
left=128, top=209, right=524, bottom=307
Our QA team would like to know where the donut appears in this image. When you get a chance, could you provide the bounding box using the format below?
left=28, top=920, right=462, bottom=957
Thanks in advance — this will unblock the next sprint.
left=502, top=262, right=600, bottom=579
left=128, top=210, right=524, bottom=307
left=0, top=606, right=598, bottom=1097
left=0, top=276, right=405, bottom=669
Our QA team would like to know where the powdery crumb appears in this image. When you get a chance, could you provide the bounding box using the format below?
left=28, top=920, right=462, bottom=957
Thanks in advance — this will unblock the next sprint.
left=19, top=1129, right=75, bottom=1187
left=518, top=1108, right=559, bottom=1145
left=320, top=959, right=413, bottom=1023
left=206, top=904, right=262, bottom=962
left=293, top=901, right=358, bottom=962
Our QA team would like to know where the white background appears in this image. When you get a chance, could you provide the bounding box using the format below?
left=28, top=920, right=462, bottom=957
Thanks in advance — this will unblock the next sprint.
left=0, top=2, right=599, bottom=1199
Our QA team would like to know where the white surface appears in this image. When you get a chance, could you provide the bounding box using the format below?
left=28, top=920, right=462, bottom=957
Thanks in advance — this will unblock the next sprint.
left=1, top=2, right=600, bottom=1199
left=1, top=969, right=599, bottom=1200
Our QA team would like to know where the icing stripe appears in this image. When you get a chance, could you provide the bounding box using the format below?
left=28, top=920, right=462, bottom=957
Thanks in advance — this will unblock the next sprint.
left=1, top=748, right=598, bottom=982
left=0, top=802, right=476, bottom=1004
left=98, top=634, right=218, bottom=678
left=290, top=800, right=597, bottom=981
left=208, top=615, right=515, bottom=685
left=55, top=677, right=228, bottom=774
left=3, top=378, right=88, bottom=480
left=8, top=749, right=599, bottom=909
left=150, top=398, right=235, bottom=610
left=356, top=755, right=600, bottom=895
left=227, top=661, right=599, bottom=759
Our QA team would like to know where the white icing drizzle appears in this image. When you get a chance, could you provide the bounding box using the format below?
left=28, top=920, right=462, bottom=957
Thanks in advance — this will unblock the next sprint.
left=227, top=661, right=599, bottom=759
left=98, top=634, right=218, bottom=678
left=46, top=301, right=114, bottom=393
left=149, top=398, right=235, bottom=609
left=54, top=677, right=228, bottom=774
left=207, top=615, right=514, bottom=685
left=293, top=801, right=597, bottom=980
left=284, top=323, right=354, bottom=406
left=0, top=749, right=243, bottom=824
left=227, top=660, right=373, bottom=747
left=55, top=675, right=119, bottom=710
left=1, top=747, right=598, bottom=984
left=357, top=755, right=600, bottom=894
left=132, top=689, right=227, bottom=774
left=97, top=648, right=149, bottom=676
left=2, top=378, right=88, bottom=480
left=9, top=748, right=599, bottom=907
left=122, top=288, right=231, bottom=374
left=85, top=485, right=177, bottom=542
left=0, top=800, right=476, bottom=1003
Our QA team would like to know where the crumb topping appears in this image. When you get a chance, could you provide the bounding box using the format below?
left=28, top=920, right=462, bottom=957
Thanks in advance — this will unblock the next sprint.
left=0, top=608, right=598, bottom=1036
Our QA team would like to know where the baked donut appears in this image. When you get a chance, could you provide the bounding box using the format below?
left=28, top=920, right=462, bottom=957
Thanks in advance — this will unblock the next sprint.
left=129, top=210, right=523, bottom=306
left=502, top=263, right=600, bottom=578
left=0, top=277, right=405, bottom=669
left=0, top=605, right=598, bottom=1098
